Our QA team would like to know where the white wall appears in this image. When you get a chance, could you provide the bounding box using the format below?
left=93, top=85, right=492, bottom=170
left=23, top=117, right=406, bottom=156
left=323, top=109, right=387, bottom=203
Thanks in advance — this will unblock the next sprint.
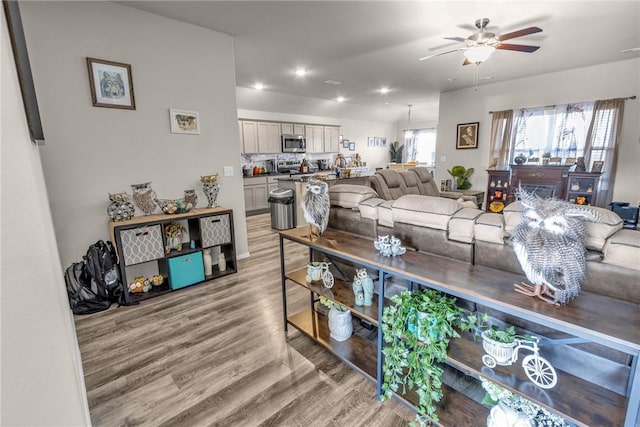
left=21, top=2, right=249, bottom=266
left=437, top=58, right=640, bottom=204
left=1, top=7, right=90, bottom=425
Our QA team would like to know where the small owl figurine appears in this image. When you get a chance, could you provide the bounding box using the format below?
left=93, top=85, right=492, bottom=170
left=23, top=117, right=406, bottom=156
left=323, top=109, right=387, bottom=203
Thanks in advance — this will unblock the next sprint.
left=510, top=188, right=599, bottom=305
left=301, top=179, right=330, bottom=240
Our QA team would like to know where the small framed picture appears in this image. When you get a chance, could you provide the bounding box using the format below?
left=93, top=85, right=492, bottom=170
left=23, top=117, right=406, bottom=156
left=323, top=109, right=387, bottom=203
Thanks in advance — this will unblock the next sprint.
left=368, top=137, right=374, bottom=147
left=342, top=139, right=350, bottom=148
left=380, top=137, right=387, bottom=147
left=169, top=108, right=200, bottom=134
left=456, top=122, right=479, bottom=149
left=86, top=57, right=135, bottom=109
left=591, top=160, right=604, bottom=173
left=349, top=142, right=355, bottom=151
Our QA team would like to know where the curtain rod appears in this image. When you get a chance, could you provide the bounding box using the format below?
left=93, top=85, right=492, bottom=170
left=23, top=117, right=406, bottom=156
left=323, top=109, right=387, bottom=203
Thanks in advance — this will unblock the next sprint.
left=488, top=95, right=636, bottom=114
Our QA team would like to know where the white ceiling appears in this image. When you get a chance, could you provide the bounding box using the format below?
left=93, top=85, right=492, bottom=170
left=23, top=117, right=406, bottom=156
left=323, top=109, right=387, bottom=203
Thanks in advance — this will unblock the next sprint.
left=118, top=1, right=640, bottom=122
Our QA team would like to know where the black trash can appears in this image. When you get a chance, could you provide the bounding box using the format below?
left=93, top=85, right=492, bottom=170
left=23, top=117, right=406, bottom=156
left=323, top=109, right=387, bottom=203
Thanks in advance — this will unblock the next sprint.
left=268, top=188, right=295, bottom=230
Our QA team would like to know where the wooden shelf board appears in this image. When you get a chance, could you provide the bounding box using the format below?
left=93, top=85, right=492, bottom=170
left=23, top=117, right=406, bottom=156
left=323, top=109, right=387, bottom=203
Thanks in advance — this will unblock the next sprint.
left=446, top=333, right=627, bottom=427
left=287, top=308, right=377, bottom=381
left=393, top=382, right=489, bottom=426
left=286, top=268, right=380, bottom=325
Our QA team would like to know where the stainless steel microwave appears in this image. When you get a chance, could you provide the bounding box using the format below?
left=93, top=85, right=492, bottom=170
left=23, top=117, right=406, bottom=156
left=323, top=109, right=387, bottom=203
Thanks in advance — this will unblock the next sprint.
left=282, top=134, right=306, bottom=153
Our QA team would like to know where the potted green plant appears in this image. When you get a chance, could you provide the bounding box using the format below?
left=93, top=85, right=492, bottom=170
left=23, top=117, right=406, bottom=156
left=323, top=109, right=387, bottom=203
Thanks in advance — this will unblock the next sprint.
left=447, top=165, right=474, bottom=190
left=542, top=151, right=551, bottom=165
left=389, top=141, right=404, bottom=163
left=380, top=289, right=474, bottom=425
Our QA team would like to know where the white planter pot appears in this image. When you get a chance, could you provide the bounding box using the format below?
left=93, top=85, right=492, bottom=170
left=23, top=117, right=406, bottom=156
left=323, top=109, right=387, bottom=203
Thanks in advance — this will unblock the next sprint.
left=328, top=307, right=352, bottom=342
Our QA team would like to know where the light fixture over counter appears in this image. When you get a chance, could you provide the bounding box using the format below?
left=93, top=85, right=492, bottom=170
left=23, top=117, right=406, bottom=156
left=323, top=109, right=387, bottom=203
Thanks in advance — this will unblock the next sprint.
left=463, top=45, right=496, bottom=63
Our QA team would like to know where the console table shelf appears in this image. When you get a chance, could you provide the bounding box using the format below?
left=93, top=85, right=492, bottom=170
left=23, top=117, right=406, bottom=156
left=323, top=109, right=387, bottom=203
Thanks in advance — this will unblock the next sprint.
left=279, top=227, right=640, bottom=426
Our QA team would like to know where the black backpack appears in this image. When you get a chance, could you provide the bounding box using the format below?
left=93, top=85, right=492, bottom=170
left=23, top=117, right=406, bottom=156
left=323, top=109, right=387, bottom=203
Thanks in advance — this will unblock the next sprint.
left=64, top=262, right=111, bottom=315
left=83, top=240, right=125, bottom=305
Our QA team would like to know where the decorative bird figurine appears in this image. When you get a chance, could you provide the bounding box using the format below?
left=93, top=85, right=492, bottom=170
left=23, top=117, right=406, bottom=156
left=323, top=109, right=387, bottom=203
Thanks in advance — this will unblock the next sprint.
left=510, top=188, right=599, bottom=305
left=301, top=179, right=330, bottom=240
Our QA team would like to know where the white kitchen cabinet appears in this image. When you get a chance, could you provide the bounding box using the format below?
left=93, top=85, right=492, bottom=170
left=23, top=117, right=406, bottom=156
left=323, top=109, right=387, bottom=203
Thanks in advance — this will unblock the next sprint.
left=305, top=125, right=324, bottom=153
left=243, top=176, right=269, bottom=211
left=281, top=123, right=305, bottom=135
left=257, top=122, right=282, bottom=153
left=323, top=126, right=340, bottom=152
left=241, top=121, right=259, bottom=153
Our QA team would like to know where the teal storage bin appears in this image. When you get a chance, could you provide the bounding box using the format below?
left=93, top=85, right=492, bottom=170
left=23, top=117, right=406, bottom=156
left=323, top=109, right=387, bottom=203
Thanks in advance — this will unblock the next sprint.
left=168, top=251, right=205, bottom=290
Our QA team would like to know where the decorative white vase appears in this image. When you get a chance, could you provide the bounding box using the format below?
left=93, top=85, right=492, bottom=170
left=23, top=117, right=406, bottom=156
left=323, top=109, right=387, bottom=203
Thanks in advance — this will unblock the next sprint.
left=203, top=249, right=213, bottom=275
left=328, top=307, right=352, bottom=342
left=218, top=253, right=226, bottom=272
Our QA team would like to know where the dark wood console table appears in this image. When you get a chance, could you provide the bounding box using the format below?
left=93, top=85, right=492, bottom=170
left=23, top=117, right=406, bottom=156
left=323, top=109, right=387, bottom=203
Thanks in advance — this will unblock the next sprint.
left=279, top=227, right=640, bottom=426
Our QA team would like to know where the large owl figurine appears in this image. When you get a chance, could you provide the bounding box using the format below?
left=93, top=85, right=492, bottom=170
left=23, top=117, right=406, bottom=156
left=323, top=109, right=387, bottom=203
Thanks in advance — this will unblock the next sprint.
left=302, top=179, right=330, bottom=240
left=510, top=188, right=598, bottom=305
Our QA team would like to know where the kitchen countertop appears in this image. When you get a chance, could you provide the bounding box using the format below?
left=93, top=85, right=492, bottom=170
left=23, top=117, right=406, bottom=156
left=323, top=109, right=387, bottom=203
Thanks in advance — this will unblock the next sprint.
left=274, top=174, right=371, bottom=182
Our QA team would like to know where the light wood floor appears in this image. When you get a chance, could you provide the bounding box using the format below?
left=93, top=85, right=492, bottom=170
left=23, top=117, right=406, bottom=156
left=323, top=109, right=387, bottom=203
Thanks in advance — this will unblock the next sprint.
left=75, top=213, right=415, bottom=426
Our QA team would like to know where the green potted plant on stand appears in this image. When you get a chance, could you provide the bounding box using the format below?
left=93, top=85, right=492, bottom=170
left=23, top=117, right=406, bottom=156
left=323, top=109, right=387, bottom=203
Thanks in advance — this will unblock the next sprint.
left=380, top=289, right=474, bottom=425
left=542, top=152, right=551, bottom=165
left=389, top=141, right=404, bottom=163
left=447, top=165, right=475, bottom=190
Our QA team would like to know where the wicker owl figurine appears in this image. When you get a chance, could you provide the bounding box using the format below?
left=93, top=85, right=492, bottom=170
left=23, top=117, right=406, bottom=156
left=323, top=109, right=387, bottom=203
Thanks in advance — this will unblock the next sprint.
left=302, top=179, right=330, bottom=240
left=510, top=188, right=599, bottom=305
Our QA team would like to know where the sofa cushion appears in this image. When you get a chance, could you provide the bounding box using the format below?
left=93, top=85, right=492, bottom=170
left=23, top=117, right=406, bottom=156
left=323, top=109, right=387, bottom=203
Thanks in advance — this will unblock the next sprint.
left=602, top=229, right=640, bottom=271
left=392, top=195, right=461, bottom=231
left=378, top=200, right=394, bottom=227
left=503, top=201, right=524, bottom=234
left=329, top=184, right=377, bottom=209
left=408, top=167, right=440, bottom=197
left=475, top=213, right=505, bottom=244
left=449, top=208, right=484, bottom=243
left=359, top=197, right=384, bottom=221
left=369, top=169, right=408, bottom=200
left=399, top=171, right=421, bottom=195
left=582, top=206, right=624, bottom=251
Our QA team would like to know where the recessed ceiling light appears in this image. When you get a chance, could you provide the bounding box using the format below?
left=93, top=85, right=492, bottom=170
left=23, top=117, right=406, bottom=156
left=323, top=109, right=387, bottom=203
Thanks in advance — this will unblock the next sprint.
left=379, top=87, right=389, bottom=94
left=325, top=80, right=342, bottom=85
left=336, top=97, right=345, bottom=102
left=295, top=68, right=307, bottom=77
left=254, top=83, right=264, bottom=90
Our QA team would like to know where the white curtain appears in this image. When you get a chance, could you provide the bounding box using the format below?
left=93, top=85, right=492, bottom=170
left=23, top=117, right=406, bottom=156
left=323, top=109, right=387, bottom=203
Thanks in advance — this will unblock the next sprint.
left=487, top=110, right=513, bottom=169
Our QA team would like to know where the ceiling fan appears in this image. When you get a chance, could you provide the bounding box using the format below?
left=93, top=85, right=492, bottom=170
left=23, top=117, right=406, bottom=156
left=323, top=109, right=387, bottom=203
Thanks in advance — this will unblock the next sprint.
left=420, top=18, right=542, bottom=65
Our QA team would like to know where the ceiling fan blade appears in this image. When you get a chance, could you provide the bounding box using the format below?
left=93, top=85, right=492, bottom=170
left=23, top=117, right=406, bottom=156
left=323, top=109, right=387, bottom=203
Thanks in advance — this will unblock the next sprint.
left=444, top=36, right=466, bottom=42
left=496, top=43, right=540, bottom=53
left=419, top=48, right=465, bottom=61
left=497, top=26, right=542, bottom=41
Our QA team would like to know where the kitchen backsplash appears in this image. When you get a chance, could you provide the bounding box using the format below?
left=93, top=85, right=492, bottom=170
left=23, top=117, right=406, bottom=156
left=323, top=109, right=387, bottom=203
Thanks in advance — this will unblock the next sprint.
left=241, top=152, right=334, bottom=170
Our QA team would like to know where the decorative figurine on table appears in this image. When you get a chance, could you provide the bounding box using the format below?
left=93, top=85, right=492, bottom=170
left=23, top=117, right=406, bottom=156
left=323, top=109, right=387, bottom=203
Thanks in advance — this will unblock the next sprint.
left=131, top=182, right=157, bottom=215
left=165, top=222, right=186, bottom=252
left=301, top=179, right=330, bottom=241
left=511, top=187, right=599, bottom=305
left=352, top=275, right=365, bottom=306
left=356, top=268, right=374, bottom=306
left=107, top=192, right=135, bottom=222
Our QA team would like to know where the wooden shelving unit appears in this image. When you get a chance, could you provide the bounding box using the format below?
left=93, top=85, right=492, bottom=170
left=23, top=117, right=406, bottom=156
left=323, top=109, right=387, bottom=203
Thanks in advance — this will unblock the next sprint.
left=279, top=227, right=640, bottom=426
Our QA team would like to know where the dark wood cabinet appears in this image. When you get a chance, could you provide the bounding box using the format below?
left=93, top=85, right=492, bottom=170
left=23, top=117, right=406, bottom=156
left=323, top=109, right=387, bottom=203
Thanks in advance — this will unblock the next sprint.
left=509, top=164, right=572, bottom=202
left=566, top=172, right=601, bottom=206
left=485, top=170, right=510, bottom=212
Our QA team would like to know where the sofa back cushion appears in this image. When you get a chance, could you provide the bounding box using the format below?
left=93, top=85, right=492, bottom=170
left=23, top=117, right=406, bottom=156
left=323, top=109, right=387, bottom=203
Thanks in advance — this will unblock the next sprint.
left=409, top=167, right=440, bottom=197
left=399, top=171, right=421, bottom=195
left=369, top=169, right=408, bottom=200
left=329, top=184, right=378, bottom=209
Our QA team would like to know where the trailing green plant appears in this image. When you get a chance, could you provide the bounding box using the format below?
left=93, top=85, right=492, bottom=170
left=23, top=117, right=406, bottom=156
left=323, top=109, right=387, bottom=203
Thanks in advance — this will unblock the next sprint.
left=318, top=296, right=347, bottom=311
left=389, top=141, right=404, bottom=163
left=467, top=312, right=532, bottom=344
left=380, top=289, right=474, bottom=425
left=446, top=165, right=474, bottom=190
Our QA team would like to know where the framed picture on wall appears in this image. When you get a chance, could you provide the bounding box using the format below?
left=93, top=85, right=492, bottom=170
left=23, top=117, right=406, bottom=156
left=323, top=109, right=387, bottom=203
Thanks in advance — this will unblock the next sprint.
left=349, top=142, right=356, bottom=151
left=368, top=137, right=374, bottom=147
left=342, top=139, right=350, bottom=148
left=456, top=122, right=479, bottom=149
left=87, top=57, right=135, bottom=109
left=169, top=108, right=200, bottom=134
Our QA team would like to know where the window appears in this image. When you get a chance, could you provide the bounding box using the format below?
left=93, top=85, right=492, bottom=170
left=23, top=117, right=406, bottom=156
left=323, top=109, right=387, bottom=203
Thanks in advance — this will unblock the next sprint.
left=510, top=103, right=594, bottom=163
left=404, top=128, right=437, bottom=165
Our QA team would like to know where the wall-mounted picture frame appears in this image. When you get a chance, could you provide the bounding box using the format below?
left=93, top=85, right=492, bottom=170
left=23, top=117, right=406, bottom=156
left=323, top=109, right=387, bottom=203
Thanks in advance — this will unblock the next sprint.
left=591, top=160, right=604, bottom=173
left=367, top=137, right=374, bottom=147
left=349, top=142, right=356, bottom=151
left=87, top=57, right=135, bottom=109
left=456, top=122, right=479, bottom=149
left=342, top=139, right=350, bottom=148
left=380, top=137, right=387, bottom=147
left=169, top=108, right=200, bottom=134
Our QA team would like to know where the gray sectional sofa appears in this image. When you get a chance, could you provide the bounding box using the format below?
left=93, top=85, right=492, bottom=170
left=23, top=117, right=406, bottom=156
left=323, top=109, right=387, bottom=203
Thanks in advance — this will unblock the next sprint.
left=327, top=167, right=640, bottom=305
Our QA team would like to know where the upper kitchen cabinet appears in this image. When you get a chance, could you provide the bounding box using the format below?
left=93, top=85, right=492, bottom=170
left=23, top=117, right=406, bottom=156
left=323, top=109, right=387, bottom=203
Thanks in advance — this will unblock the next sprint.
left=281, top=123, right=305, bottom=135
left=305, top=125, right=324, bottom=153
left=257, top=122, right=282, bottom=153
left=323, top=126, right=340, bottom=152
left=241, top=120, right=259, bottom=153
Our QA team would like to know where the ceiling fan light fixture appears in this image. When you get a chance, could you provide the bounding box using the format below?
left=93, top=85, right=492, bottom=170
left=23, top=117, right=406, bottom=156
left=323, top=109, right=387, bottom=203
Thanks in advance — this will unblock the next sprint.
left=463, top=45, right=496, bottom=63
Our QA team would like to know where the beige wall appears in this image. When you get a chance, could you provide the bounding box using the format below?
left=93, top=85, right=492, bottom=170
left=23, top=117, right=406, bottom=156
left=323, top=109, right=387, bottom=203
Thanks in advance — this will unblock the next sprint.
left=437, top=58, right=640, bottom=204
left=1, top=7, right=89, bottom=425
left=21, top=1, right=248, bottom=267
